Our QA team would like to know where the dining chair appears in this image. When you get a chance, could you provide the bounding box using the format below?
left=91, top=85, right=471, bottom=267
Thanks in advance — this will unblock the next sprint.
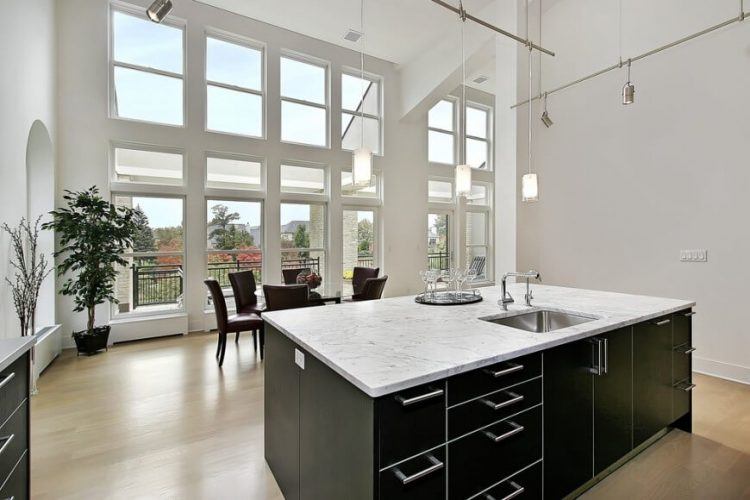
left=229, top=270, right=263, bottom=349
left=262, top=284, right=310, bottom=311
left=282, top=268, right=311, bottom=285
left=205, top=279, right=264, bottom=366
left=352, top=267, right=380, bottom=295
left=351, top=276, right=388, bottom=301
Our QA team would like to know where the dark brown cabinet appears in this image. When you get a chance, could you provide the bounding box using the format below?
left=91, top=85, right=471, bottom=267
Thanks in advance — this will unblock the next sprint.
left=633, top=315, right=674, bottom=446
left=379, top=448, right=445, bottom=500
left=672, top=310, right=694, bottom=424
left=0, top=350, right=30, bottom=500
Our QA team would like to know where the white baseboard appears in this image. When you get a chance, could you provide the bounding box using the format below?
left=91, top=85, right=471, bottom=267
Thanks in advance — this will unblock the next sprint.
left=33, top=324, right=62, bottom=381
left=693, top=356, right=750, bottom=385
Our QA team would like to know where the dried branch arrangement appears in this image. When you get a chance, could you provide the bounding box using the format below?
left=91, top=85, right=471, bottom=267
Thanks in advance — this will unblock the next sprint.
left=2, top=216, right=52, bottom=336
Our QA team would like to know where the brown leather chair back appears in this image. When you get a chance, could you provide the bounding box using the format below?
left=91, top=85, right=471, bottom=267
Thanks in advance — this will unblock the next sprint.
left=352, top=266, right=379, bottom=295
left=263, top=284, right=310, bottom=311
left=205, top=279, right=228, bottom=333
left=354, top=276, right=388, bottom=301
left=229, top=271, right=258, bottom=313
left=282, top=268, right=310, bottom=285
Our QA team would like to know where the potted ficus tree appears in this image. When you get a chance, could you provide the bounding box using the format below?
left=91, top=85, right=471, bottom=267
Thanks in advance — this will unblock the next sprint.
left=43, top=187, right=138, bottom=355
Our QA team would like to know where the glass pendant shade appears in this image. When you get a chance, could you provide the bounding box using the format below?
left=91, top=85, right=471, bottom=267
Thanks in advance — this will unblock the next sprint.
left=147, top=0, right=173, bottom=22
left=522, top=173, right=539, bottom=202
left=455, top=164, right=472, bottom=197
left=352, top=147, right=373, bottom=186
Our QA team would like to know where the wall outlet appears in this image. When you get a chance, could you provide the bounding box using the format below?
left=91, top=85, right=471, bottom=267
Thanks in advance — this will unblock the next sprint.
left=295, top=348, right=305, bottom=369
left=680, top=249, right=708, bottom=262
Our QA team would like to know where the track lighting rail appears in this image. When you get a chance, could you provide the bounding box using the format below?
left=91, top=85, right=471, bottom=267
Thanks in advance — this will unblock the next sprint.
left=511, top=8, right=748, bottom=109
left=430, top=0, right=556, bottom=56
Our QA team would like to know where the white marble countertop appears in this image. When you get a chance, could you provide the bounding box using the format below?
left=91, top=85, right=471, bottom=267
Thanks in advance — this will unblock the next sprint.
left=263, top=284, right=695, bottom=398
left=0, top=336, right=35, bottom=373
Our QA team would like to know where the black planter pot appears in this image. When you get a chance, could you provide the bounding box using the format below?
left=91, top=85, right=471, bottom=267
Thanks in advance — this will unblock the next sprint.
left=73, top=326, right=110, bottom=356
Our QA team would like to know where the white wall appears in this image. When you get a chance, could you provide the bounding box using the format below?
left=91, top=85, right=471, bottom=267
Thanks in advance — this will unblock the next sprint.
left=56, top=0, right=427, bottom=339
left=0, top=0, right=57, bottom=338
left=516, top=0, right=750, bottom=383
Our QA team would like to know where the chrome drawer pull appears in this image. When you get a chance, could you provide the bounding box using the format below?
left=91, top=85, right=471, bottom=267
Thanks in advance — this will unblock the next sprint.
left=681, top=383, right=696, bottom=392
left=395, top=388, right=444, bottom=407
left=481, top=391, right=524, bottom=411
left=683, top=311, right=696, bottom=317
left=392, top=454, right=444, bottom=485
left=653, top=319, right=671, bottom=326
left=484, top=363, right=523, bottom=378
left=0, top=434, right=14, bottom=457
left=0, top=372, right=15, bottom=391
left=684, top=347, right=697, bottom=354
left=483, top=421, right=524, bottom=443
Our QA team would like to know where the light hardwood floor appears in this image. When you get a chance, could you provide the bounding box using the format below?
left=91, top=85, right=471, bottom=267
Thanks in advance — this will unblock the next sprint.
left=31, top=333, right=750, bottom=499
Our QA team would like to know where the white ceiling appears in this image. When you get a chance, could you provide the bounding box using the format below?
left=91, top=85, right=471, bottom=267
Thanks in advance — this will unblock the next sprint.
left=195, top=0, right=496, bottom=65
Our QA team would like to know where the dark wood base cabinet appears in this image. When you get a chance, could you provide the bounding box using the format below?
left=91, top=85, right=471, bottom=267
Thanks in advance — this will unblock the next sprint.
left=265, top=310, right=693, bottom=500
left=0, top=351, right=31, bottom=500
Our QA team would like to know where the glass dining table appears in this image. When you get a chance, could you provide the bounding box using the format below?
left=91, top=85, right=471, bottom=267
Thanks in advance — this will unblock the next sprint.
left=254, top=285, right=342, bottom=308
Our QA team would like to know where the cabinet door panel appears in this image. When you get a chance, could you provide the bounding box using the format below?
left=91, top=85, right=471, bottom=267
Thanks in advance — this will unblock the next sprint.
left=594, top=328, right=633, bottom=475
left=543, top=341, right=593, bottom=499
left=633, top=316, right=673, bottom=447
left=672, top=310, right=693, bottom=422
left=379, top=447, right=445, bottom=500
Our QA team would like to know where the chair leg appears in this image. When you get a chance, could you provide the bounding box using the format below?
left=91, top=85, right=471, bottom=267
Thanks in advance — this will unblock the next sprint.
left=218, top=332, right=227, bottom=367
left=252, top=330, right=257, bottom=352
left=216, top=333, right=222, bottom=357
left=259, top=327, right=265, bottom=360
left=235, top=330, right=241, bottom=343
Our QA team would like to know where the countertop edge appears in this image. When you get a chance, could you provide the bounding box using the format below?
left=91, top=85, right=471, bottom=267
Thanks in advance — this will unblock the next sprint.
left=263, top=300, right=695, bottom=398
left=0, top=336, right=36, bottom=373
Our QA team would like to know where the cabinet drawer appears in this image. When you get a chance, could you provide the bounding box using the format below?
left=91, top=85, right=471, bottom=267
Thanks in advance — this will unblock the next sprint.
left=378, top=381, right=445, bottom=468
left=449, top=353, right=541, bottom=406
left=449, top=405, right=542, bottom=500
left=0, top=450, right=27, bottom=500
left=0, top=355, right=28, bottom=429
left=379, top=447, right=445, bottom=500
left=0, top=401, right=27, bottom=489
left=672, top=310, right=694, bottom=422
left=449, top=378, right=541, bottom=440
left=481, top=460, right=542, bottom=500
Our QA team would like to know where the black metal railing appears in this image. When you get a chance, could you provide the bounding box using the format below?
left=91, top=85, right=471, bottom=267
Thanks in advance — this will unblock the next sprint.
left=132, top=264, right=184, bottom=308
left=207, top=260, right=261, bottom=288
left=357, top=255, right=374, bottom=268
left=427, top=251, right=451, bottom=271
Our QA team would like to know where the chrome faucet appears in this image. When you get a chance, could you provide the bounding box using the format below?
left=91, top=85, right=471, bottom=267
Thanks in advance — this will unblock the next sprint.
left=499, top=270, right=541, bottom=310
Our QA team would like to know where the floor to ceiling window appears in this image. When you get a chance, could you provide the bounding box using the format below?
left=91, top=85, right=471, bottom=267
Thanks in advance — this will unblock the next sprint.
left=280, top=54, right=329, bottom=147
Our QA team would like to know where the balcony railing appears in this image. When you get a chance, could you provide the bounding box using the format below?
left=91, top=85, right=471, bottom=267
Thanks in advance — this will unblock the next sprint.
left=357, top=255, right=374, bottom=268
left=428, top=251, right=451, bottom=271
left=131, top=257, right=322, bottom=308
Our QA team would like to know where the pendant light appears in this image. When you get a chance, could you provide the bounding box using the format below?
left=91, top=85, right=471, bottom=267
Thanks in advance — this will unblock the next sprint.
left=352, top=0, right=373, bottom=187
left=522, top=0, right=538, bottom=202
left=147, top=0, right=173, bottom=23
left=455, top=2, right=472, bottom=197
left=541, top=92, right=553, bottom=127
left=622, top=59, right=635, bottom=105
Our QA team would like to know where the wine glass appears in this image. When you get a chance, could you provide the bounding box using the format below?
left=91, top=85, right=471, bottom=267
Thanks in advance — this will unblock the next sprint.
left=455, top=269, right=467, bottom=298
left=466, top=268, right=478, bottom=296
left=419, top=270, right=429, bottom=300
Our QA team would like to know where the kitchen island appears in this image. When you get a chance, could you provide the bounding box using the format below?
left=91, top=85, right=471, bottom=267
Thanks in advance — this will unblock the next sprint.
left=262, top=284, right=695, bottom=499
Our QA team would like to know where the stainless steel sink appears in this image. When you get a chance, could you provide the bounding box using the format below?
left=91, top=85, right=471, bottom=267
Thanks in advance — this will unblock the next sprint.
left=482, top=310, right=596, bottom=333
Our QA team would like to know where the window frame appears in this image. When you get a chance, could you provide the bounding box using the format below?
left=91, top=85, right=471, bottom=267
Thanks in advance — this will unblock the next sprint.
left=341, top=205, right=379, bottom=296
left=109, top=141, right=186, bottom=192
left=279, top=160, right=330, bottom=202
left=111, top=192, right=187, bottom=318
left=279, top=201, right=329, bottom=285
left=428, top=97, right=458, bottom=166
left=427, top=176, right=455, bottom=206
left=204, top=150, right=266, bottom=198
left=205, top=196, right=265, bottom=305
left=279, top=51, right=331, bottom=149
left=204, top=28, right=266, bottom=139
left=465, top=181, right=493, bottom=282
left=340, top=68, right=384, bottom=156
left=465, top=101, right=493, bottom=171
left=427, top=209, right=454, bottom=271
left=108, top=1, right=187, bottom=127
left=340, top=167, right=382, bottom=206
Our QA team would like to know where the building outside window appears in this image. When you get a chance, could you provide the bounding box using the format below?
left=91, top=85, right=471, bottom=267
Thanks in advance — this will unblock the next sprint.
left=342, top=208, right=376, bottom=296
left=341, top=71, right=382, bottom=154
left=206, top=32, right=264, bottom=137
left=427, top=212, right=451, bottom=272
left=112, top=195, right=185, bottom=315
left=110, top=5, right=185, bottom=126
left=280, top=203, right=327, bottom=284
left=280, top=54, right=329, bottom=147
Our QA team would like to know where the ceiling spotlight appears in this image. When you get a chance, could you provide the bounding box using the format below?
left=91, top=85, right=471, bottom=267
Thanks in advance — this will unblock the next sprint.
left=147, top=0, right=173, bottom=23
left=622, top=59, right=635, bottom=105
left=540, top=92, right=553, bottom=127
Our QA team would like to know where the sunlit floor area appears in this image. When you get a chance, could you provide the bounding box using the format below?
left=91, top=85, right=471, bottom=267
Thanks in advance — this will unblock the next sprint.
left=31, top=335, right=749, bottom=499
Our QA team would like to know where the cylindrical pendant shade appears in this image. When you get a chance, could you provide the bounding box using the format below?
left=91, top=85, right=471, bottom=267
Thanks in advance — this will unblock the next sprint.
left=522, top=173, right=539, bottom=202
left=455, top=164, right=472, bottom=197
left=622, top=82, right=635, bottom=105
left=352, top=147, right=372, bottom=186
left=147, top=0, right=173, bottom=23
